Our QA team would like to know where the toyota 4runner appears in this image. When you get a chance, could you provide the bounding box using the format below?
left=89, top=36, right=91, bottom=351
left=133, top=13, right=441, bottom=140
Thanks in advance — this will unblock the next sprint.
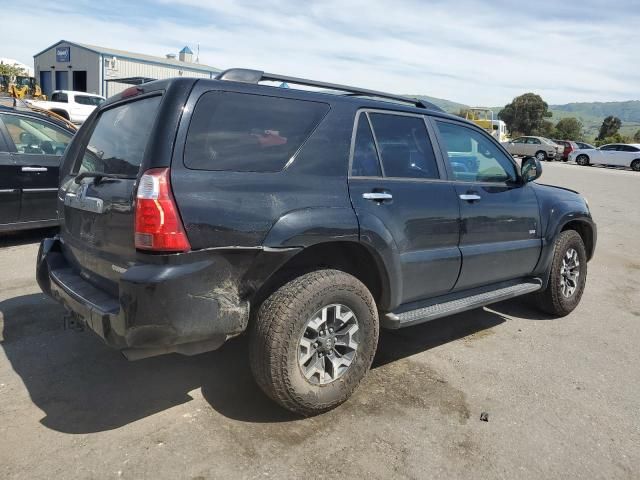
left=36, top=69, right=596, bottom=415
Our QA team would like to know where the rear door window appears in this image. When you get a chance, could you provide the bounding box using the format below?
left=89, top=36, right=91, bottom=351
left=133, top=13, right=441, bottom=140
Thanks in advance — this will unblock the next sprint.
left=75, top=95, right=104, bottom=106
left=351, top=114, right=381, bottom=177
left=77, top=95, right=161, bottom=176
left=184, top=92, right=329, bottom=172
left=368, top=113, right=439, bottom=179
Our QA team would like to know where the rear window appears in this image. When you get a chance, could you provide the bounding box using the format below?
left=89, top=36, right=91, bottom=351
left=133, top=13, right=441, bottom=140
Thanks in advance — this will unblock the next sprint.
left=184, top=92, right=329, bottom=172
left=77, top=96, right=161, bottom=176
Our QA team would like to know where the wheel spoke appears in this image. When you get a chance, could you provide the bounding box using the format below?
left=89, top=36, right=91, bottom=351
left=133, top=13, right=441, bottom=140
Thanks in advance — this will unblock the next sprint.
left=299, top=337, right=316, bottom=366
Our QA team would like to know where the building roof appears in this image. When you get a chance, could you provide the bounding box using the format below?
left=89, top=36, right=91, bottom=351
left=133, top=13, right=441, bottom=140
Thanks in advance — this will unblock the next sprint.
left=179, top=46, right=193, bottom=54
left=34, top=40, right=220, bottom=74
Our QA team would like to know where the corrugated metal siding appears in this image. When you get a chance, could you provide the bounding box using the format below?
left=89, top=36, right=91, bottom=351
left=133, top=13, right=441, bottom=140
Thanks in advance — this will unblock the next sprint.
left=104, top=58, right=211, bottom=97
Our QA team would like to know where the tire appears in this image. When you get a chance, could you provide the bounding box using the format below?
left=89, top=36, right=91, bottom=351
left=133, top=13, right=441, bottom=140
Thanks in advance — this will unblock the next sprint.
left=533, top=230, right=587, bottom=317
left=576, top=154, right=590, bottom=166
left=631, top=159, right=640, bottom=172
left=249, top=269, right=379, bottom=416
left=535, top=151, right=547, bottom=162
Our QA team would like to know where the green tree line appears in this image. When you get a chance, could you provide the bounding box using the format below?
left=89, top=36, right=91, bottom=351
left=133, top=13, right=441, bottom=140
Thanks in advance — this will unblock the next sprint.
left=495, top=93, right=640, bottom=145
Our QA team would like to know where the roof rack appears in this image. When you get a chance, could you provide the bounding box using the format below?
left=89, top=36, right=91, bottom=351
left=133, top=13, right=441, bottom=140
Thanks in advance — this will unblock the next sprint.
left=215, top=68, right=441, bottom=111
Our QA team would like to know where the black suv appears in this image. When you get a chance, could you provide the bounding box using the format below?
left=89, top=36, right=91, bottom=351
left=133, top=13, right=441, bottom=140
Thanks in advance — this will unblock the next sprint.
left=36, top=69, right=596, bottom=415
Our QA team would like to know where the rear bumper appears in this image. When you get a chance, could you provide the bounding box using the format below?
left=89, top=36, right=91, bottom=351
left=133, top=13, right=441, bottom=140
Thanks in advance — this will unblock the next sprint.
left=36, top=237, right=259, bottom=358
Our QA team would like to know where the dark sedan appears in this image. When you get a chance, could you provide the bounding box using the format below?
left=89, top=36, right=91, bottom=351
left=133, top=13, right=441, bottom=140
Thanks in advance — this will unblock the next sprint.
left=0, top=106, right=77, bottom=232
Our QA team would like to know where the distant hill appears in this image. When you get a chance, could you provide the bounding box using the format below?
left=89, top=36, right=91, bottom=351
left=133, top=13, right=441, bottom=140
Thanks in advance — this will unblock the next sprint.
left=408, top=95, right=640, bottom=140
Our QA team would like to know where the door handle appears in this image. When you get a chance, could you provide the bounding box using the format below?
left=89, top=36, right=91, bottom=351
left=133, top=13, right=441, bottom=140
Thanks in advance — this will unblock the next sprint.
left=363, top=192, right=393, bottom=201
left=459, top=193, right=481, bottom=201
left=21, top=166, right=48, bottom=172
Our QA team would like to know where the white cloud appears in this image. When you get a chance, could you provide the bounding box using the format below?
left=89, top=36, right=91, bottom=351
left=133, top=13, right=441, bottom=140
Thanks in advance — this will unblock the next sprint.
left=2, top=0, right=638, bottom=105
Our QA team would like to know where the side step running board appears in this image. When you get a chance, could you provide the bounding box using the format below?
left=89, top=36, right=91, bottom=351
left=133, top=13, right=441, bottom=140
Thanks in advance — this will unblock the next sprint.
left=383, top=280, right=542, bottom=329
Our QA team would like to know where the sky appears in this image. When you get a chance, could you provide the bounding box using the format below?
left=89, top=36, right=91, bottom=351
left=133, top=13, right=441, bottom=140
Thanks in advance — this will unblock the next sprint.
left=4, top=0, right=639, bottom=106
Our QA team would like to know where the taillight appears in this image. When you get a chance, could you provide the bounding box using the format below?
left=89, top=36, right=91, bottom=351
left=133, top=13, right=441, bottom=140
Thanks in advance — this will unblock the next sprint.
left=135, top=168, right=190, bottom=252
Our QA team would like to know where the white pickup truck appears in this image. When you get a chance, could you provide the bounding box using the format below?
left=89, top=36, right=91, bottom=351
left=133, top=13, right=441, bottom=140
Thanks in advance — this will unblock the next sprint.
left=25, top=90, right=105, bottom=124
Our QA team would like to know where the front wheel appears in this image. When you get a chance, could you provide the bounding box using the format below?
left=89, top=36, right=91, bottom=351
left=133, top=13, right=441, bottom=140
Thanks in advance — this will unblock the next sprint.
left=533, top=230, right=587, bottom=316
left=250, top=269, right=379, bottom=416
left=535, top=151, right=546, bottom=162
left=631, top=159, right=640, bottom=172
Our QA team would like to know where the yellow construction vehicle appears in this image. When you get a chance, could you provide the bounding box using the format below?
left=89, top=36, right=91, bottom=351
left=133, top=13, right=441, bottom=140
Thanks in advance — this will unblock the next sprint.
left=465, top=107, right=509, bottom=142
left=5, top=76, right=47, bottom=100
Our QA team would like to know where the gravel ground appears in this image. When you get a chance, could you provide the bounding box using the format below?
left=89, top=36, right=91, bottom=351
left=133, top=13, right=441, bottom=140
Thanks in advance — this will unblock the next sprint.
left=0, top=162, right=638, bottom=479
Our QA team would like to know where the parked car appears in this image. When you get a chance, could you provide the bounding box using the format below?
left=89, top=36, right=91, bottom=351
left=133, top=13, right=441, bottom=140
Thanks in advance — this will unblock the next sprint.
left=570, top=143, right=640, bottom=171
left=502, top=136, right=560, bottom=161
left=575, top=141, right=595, bottom=150
left=25, top=90, right=105, bottom=124
left=36, top=70, right=596, bottom=415
left=0, top=106, right=76, bottom=232
left=552, top=139, right=579, bottom=162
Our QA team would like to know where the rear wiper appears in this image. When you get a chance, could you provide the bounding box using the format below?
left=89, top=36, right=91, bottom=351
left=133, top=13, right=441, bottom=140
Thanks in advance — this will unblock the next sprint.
left=74, top=172, right=134, bottom=184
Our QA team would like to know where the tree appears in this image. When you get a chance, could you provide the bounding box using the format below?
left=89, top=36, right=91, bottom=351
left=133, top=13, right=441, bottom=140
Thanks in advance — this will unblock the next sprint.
left=535, top=120, right=556, bottom=138
left=633, top=129, right=640, bottom=142
left=596, top=116, right=621, bottom=140
left=554, top=117, right=583, bottom=140
left=0, top=63, right=27, bottom=78
left=499, top=93, right=552, bottom=136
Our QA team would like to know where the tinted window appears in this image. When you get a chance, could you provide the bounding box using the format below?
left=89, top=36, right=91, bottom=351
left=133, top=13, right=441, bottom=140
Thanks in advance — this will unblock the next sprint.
left=512, top=137, right=525, bottom=144
left=75, top=95, right=104, bottom=106
left=351, top=114, right=381, bottom=177
left=0, top=113, right=72, bottom=155
left=435, top=121, right=517, bottom=183
left=77, top=96, right=161, bottom=176
left=51, top=92, right=68, bottom=103
left=185, top=92, right=329, bottom=172
left=526, top=138, right=541, bottom=144
left=600, top=145, right=616, bottom=151
left=368, top=113, right=439, bottom=179
left=619, top=145, right=639, bottom=152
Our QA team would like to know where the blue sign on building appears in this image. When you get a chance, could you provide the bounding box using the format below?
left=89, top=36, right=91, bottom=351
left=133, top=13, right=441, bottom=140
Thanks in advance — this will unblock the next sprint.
left=56, top=47, right=70, bottom=63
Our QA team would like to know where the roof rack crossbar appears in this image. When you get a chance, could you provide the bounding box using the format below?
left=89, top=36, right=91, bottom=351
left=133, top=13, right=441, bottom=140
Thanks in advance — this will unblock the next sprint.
left=215, top=68, right=437, bottom=110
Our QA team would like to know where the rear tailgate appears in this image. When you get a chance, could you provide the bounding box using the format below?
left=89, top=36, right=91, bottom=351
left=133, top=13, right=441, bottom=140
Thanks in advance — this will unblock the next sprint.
left=59, top=94, right=163, bottom=295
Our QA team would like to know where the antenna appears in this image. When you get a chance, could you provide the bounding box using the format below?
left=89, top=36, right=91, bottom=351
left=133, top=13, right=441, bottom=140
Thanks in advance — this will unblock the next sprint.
left=196, top=44, right=200, bottom=64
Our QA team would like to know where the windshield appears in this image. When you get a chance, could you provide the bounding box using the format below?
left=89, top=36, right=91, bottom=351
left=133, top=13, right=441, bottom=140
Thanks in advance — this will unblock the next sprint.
left=77, top=96, right=161, bottom=177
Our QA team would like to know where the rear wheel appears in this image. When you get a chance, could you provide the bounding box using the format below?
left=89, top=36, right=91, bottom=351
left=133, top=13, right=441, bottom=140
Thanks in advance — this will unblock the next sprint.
left=250, top=269, right=379, bottom=416
left=631, top=159, right=640, bottom=171
left=576, top=154, right=590, bottom=166
left=535, top=151, right=546, bottom=162
left=533, top=230, right=587, bottom=316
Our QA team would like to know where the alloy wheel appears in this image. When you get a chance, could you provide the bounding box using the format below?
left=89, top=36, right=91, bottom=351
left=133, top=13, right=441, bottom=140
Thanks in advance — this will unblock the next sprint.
left=298, top=304, right=360, bottom=385
left=560, top=248, right=580, bottom=298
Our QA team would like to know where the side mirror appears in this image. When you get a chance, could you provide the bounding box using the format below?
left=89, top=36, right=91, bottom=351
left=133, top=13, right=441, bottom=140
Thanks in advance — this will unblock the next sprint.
left=521, top=156, right=542, bottom=183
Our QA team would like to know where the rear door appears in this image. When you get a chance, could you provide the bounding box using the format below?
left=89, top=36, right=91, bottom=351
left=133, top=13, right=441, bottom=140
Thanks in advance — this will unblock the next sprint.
left=60, top=94, right=163, bottom=292
left=0, top=121, right=20, bottom=225
left=0, top=113, right=73, bottom=222
left=431, top=118, right=541, bottom=290
left=348, top=110, right=461, bottom=306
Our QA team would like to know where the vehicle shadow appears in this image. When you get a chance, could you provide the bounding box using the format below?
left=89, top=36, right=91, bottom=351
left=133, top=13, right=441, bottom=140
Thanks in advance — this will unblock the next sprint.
left=1, top=292, right=542, bottom=433
left=0, top=227, right=58, bottom=248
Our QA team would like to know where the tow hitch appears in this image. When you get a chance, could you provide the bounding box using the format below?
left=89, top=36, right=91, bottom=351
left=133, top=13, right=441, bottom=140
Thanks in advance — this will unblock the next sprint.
left=63, top=312, right=85, bottom=332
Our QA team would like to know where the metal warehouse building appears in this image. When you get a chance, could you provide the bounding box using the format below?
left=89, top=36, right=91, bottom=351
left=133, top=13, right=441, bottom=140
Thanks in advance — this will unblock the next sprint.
left=34, top=40, right=221, bottom=98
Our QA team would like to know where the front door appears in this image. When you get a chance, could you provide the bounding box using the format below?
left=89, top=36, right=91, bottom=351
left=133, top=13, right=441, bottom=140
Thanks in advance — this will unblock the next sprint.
left=0, top=113, right=72, bottom=223
left=348, top=111, right=461, bottom=307
left=431, top=118, right=541, bottom=291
